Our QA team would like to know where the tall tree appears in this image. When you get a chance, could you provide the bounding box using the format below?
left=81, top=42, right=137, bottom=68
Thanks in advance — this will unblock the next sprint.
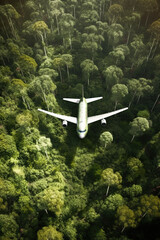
left=36, top=136, right=52, bottom=159
left=103, top=65, right=123, bottom=89
left=137, top=0, right=158, bottom=26
left=37, top=226, right=63, bottom=240
left=61, top=54, right=73, bottom=80
left=111, top=83, right=128, bottom=109
left=107, top=23, right=124, bottom=48
left=107, top=4, right=124, bottom=24
left=80, top=59, right=98, bottom=85
left=109, top=44, right=130, bottom=65
left=136, top=194, right=160, bottom=220
left=59, top=13, right=75, bottom=49
left=124, top=12, right=140, bottom=44
left=129, top=117, right=150, bottom=142
left=49, top=0, right=64, bottom=34
left=116, top=205, right=136, bottom=232
left=99, top=131, right=113, bottom=148
left=147, top=18, right=160, bottom=61
left=36, top=186, right=64, bottom=215
left=101, top=168, right=122, bottom=196
left=32, top=21, right=49, bottom=57
left=0, top=4, right=20, bottom=40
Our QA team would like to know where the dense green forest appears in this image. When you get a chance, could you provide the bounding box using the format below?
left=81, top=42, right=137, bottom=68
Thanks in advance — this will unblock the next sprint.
left=0, top=0, right=160, bottom=239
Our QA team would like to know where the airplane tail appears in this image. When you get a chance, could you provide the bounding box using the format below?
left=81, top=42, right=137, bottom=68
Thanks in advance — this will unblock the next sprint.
left=82, top=85, right=84, bottom=98
left=63, top=85, right=103, bottom=103
left=63, top=85, right=84, bottom=103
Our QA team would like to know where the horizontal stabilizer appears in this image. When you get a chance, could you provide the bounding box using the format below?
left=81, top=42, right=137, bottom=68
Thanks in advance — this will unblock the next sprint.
left=63, top=98, right=80, bottom=103
left=86, top=97, right=103, bottom=103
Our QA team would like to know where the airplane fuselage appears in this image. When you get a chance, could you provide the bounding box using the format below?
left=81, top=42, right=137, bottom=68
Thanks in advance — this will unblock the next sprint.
left=77, top=98, right=88, bottom=139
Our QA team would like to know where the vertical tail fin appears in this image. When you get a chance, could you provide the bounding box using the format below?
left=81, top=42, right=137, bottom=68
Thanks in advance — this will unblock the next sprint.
left=82, top=85, right=84, bottom=98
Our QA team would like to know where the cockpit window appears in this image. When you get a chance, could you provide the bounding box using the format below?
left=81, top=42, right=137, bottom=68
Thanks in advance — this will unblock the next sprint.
left=78, top=129, right=86, bottom=133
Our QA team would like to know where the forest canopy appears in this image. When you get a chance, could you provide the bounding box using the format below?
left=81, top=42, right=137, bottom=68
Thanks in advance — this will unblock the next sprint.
left=0, top=0, right=160, bottom=239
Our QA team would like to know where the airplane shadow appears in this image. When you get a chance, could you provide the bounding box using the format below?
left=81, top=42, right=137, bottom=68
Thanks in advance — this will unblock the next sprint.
left=58, top=122, right=102, bottom=167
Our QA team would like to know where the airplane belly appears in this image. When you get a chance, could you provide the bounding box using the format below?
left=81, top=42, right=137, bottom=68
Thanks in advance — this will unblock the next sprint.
left=77, top=99, right=88, bottom=138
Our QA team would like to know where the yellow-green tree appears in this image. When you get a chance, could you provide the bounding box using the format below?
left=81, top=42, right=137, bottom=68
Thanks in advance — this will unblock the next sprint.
left=32, top=21, right=49, bottom=56
left=37, top=226, right=63, bottom=240
left=116, top=205, right=136, bottom=232
left=101, top=168, right=122, bottom=196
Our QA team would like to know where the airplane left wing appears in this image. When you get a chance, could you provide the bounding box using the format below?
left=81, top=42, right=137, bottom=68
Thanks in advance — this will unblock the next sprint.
left=38, top=109, right=77, bottom=124
left=88, top=107, right=128, bottom=124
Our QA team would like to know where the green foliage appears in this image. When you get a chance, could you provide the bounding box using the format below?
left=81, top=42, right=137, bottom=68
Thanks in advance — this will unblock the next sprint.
left=0, top=214, right=18, bottom=238
left=104, top=65, right=123, bottom=88
left=0, top=134, right=18, bottom=159
left=129, top=117, right=150, bottom=141
left=101, top=168, right=122, bottom=196
left=36, top=186, right=64, bottom=215
left=136, top=194, right=160, bottom=219
left=101, top=194, right=124, bottom=213
left=0, top=0, right=160, bottom=239
left=37, top=225, right=63, bottom=240
left=116, top=205, right=136, bottom=231
left=99, top=131, right=113, bottom=148
left=137, top=110, right=150, bottom=119
left=80, top=59, right=98, bottom=85
left=17, top=54, right=37, bottom=76
left=123, top=184, right=142, bottom=198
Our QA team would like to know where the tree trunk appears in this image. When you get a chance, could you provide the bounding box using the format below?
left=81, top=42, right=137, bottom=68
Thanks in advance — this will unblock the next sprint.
left=128, top=91, right=136, bottom=108
left=88, top=77, right=90, bottom=86
left=8, top=17, right=18, bottom=40
left=126, top=25, right=132, bottom=45
left=40, top=34, right=47, bottom=57
left=151, top=94, right=160, bottom=112
left=146, top=38, right=155, bottom=62
left=138, top=17, right=141, bottom=29
left=141, top=211, right=148, bottom=219
left=22, top=96, right=27, bottom=109
left=114, top=101, right=118, bottom=110
left=151, top=39, right=159, bottom=59
left=131, top=135, right=135, bottom=142
left=59, top=67, right=63, bottom=82
left=121, top=226, right=126, bottom=233
left=40, top=86, right=49, bottom=110
left=137, top=94, right=141, bottom=103
left=45, top=209, right=48, bottom=214
left=66, top=64, right=70, bottom=80
left=0, top=17, right=9, bottom=38
left=1, top=56, right=6, bottom=66
left=99, top=2, right=102, bottom=20
left=106, top=185, right=110, bottom=196
left=73, top=6, right=76, bottom=18
left=69, top=32, right=72, bottom=50
left=145, top=13, right=149, bottom=27
left=55, top=15, right=60, bottom=35
left=45, top=150, right=49, bottom=159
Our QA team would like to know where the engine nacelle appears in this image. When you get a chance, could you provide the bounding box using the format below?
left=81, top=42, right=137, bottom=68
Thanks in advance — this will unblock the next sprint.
left=101, top=118, right=107, bottom=126
left=62, top=120, right=68, bottom=127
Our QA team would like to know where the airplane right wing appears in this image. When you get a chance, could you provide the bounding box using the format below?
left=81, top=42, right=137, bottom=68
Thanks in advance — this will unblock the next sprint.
left=88, top=107, right=128, bottom=124
left=38, top=109, right=77, bottom=124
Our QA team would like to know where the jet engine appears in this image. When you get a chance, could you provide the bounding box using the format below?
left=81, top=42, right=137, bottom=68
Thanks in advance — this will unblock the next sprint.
left=101, top=119, right=107, bottom=126
left=62, top=120, right=68, bottom=127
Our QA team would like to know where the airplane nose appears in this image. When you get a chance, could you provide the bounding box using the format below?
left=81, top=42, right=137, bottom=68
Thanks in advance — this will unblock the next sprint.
left=79, top=134, right=85, bottom=139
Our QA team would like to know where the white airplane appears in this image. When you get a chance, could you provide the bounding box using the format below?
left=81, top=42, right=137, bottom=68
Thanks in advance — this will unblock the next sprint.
left=38, top=89, right=128, bottom=139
